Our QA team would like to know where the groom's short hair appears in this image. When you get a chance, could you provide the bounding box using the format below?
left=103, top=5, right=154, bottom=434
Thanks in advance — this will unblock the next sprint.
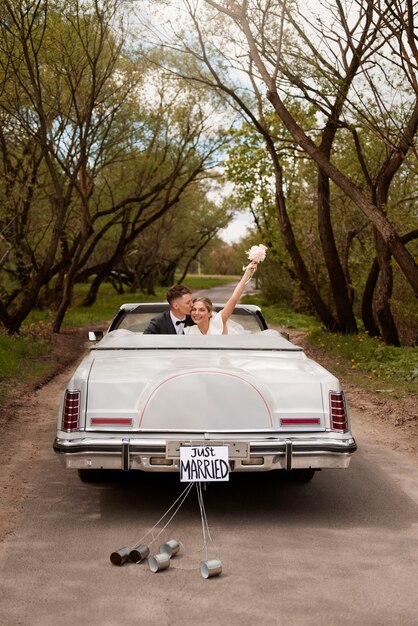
left=166, top=284, right=192, bottom=306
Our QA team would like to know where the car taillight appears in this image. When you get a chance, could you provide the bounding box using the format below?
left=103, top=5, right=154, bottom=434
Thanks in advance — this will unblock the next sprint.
left=329, top=391, right=348, bottom=432
left=62, top=390, right=80, bottom=432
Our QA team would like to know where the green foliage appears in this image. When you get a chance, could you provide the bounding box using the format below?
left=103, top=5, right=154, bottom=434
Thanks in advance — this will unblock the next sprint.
left=25, top=283, right=167, bottom=329
left=199, top=240, right=243, bottom=275
left=223, top=115, right=329, bottom=312
left=119, top=183, right=234, bottom=292
left=225, top=113, right=418, bottom=345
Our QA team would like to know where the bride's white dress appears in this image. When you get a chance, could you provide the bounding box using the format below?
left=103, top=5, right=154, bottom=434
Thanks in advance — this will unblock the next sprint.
left=184, top=312, right=243, bottom=335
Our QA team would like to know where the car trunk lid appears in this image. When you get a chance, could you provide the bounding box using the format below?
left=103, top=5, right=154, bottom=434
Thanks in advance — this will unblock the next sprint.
left=84, top=344, right=332, bottom=432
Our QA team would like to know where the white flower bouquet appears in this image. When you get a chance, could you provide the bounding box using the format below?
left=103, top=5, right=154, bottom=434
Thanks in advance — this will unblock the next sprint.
left=243, top=244, right=268, bottom=282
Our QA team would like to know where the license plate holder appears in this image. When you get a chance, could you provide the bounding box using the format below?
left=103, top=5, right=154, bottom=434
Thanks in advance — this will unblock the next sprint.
left=166, top=440, right=249, bottom=459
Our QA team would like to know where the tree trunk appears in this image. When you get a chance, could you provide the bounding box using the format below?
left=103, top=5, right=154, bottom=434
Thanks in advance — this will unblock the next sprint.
left=317, top=169, right=358, bottom=333
left=145, top=268, right=158, bottom=296
left=52, top=275, right=72, bottom=334
left=161, top=262, right=177, bottom=287
left=374, top=231, right=400, bottom=346
left=361, top=259, right=381, bottom=337
left=83, top=271, right=107, bottom=307
left=266, top=141, right=338, bottom=330
left=82, top=236, right=132, bottom=307
left=361, top=228, right=418, bottom=340
left=1, top=264, right=56, bottom=333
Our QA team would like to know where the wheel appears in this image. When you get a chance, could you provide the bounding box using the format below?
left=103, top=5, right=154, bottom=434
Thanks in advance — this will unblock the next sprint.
left=284, top=468, right=316, bottom=483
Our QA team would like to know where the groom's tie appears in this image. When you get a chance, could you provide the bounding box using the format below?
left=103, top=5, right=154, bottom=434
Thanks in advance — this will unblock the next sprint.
left=175, top=319, right=186, bottom=334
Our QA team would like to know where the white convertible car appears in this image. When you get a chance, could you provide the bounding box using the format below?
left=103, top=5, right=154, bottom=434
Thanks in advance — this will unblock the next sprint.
left=53, top=303, right=356, bottom=483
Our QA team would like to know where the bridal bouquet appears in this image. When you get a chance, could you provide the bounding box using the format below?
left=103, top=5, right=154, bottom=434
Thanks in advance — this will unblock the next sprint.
left=243, top=244, right=268, bottom=282
left=246, top=244, right=268, bottom=264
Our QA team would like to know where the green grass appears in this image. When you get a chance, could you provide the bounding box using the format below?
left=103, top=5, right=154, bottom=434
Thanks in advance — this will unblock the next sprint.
left=306, top=327, right=418, bottom=394
left=0, top=330, right=51, bottom=403
left=182, top=274, right=238, bottom=290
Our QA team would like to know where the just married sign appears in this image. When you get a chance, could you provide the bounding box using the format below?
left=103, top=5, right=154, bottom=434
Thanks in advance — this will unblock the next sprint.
left=180, top=445, right=229, bottom=482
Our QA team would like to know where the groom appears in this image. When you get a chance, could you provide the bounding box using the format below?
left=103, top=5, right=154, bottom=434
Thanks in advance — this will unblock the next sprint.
left=144, top=284, right=194, bottom=334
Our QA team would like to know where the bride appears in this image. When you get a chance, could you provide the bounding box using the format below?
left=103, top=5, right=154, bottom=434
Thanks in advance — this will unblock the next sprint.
left=184, top=261, right=258, bottom=335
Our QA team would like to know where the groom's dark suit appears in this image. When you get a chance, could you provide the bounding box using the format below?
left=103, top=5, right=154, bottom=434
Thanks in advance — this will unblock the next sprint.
left=143, top=311, right=194, bottom=334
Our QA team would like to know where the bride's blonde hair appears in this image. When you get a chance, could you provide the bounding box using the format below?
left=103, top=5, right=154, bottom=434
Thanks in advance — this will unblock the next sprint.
left=192, top=297, right=213, bottom=314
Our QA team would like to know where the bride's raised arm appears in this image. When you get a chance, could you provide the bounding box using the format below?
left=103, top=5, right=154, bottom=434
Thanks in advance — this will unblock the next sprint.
left=219, top=261, right=258, bottom=326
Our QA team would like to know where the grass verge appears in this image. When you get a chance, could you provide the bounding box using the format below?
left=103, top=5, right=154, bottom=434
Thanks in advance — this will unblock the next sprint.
left=0, top=331, right=51, bottom=404
left=306, top=327, right=418, bottom=396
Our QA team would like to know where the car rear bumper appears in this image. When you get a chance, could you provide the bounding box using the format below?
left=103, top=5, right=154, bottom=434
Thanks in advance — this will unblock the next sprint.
left=53, top=434, right=357, bottom=472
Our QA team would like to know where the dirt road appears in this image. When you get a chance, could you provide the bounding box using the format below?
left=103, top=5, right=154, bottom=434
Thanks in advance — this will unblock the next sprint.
left=0, top=292, right=417, bottom=625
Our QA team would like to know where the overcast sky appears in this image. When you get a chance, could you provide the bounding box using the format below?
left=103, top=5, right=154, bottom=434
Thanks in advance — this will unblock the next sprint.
left=220, top=211, right=252, bottom=243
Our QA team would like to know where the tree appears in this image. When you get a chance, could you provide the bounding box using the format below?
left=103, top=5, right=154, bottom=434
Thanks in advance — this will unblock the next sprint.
left=73, top=76, right=231, bottom=311
left=96, top=181, right=233, bottom=295
left=0, top=0, right=139, bottom=332
left=0, top=0, right=230, bottom=332
left=202, top=0, right=418, bottom=297
left=140, top=0, right=418, bottom=343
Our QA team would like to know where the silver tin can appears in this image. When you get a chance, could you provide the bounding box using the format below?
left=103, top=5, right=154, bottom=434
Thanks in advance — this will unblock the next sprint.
left=200, top=559, right=222, bottom=579
left=159, top=539, right=180, bottom=557
left=148, top=553, right=171, bottom=573
left=129, top=544, right=150, bottom=563
left=110, top=547, right=131, bottom=566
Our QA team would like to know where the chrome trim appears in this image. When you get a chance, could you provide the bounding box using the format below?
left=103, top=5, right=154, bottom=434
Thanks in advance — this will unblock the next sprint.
left=285, top=440, right=292, bottom=470
left=84, top=427, right=325, bottom=434
left=122, top=439, right=130, bottom=471
left=53, top=434, right=356, bottom=472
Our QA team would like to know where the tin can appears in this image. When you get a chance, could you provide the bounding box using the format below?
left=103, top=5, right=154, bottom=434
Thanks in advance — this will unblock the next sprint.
left=159, top=539, right=180, bottom=557
left=200, top=559, right=222, bottom=579
left=129, top=544, right=150, bottom=563
left=148, top=553, right=171, bottom=573
left=110, top=547, right=131, bottom=566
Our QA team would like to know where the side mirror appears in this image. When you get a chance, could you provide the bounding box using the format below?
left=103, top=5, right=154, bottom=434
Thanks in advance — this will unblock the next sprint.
left=88, top=330, right=104, bottom=342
